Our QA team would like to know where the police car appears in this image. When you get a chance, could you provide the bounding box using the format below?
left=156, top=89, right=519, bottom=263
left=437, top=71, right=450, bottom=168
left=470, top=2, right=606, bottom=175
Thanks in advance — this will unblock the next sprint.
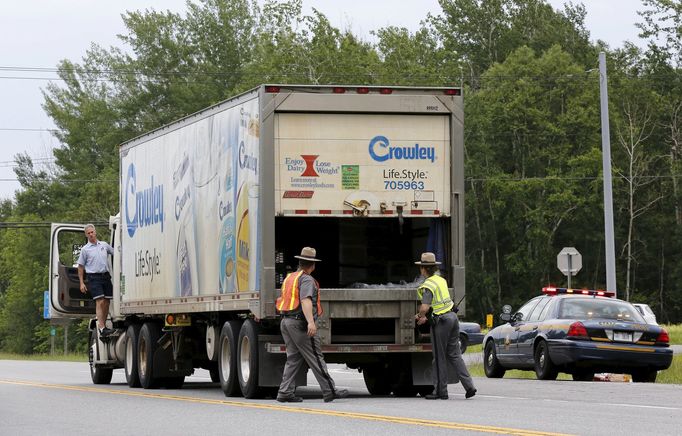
left=482, top=287, right=673, bottom=382
left=459, top=322, right=484, bottom=353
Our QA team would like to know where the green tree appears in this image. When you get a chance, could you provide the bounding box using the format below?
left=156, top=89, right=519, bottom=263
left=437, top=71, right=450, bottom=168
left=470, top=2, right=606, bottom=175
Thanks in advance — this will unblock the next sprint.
left=464, top=45, right=602, bottom=314
left=430, top=0, right=595, bottom=87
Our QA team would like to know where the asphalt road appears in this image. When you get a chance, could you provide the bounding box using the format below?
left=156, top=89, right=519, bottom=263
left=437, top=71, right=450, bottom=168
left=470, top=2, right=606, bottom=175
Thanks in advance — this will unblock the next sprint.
left=1, top=359, right=681, bottom=436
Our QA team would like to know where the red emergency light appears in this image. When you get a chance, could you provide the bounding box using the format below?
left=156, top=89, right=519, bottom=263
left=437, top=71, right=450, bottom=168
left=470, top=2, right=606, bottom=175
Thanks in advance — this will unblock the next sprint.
left=542, top=287, right=615, bottom=298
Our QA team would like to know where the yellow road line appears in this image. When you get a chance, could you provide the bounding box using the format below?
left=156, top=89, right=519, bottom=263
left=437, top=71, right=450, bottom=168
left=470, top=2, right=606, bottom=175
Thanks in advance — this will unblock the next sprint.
left=0, top=379, right=572, bottom=436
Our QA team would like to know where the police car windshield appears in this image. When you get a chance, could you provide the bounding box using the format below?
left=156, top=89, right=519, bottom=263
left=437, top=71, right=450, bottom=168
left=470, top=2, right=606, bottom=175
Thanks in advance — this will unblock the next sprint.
left=558, top=298, right=646, bottom=322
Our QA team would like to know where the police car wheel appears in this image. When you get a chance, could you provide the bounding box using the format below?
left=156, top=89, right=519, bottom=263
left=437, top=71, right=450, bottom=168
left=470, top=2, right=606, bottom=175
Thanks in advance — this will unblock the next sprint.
left=534, top=340, right=558, bottom=380
left=459, top=333, right=468, bottom=354
left=483, top=340, right=505, bottom=378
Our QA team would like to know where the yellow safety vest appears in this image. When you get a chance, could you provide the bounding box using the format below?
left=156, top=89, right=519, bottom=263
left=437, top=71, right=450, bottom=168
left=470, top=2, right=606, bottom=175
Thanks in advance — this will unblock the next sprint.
left=417, top=274, right=454, bottom=315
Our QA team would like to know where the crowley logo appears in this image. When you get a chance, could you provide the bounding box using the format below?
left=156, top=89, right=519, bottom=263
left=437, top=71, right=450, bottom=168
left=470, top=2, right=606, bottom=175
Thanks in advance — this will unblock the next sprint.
left=125, top=163, right=165, bottom=238
left=368, top=135, right=436, bottom=163
left=300, top=155, right=319, bottom=177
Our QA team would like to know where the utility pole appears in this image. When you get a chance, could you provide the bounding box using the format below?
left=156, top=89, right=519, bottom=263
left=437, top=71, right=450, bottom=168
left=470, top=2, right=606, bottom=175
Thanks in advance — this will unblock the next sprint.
left=599, top=52, right=617, bottom=297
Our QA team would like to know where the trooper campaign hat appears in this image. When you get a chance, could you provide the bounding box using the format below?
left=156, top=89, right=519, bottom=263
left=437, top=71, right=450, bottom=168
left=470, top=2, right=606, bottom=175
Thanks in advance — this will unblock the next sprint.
left=414, top=252, right=441, bottom=265
left=294, top=247, right=322, bottom=262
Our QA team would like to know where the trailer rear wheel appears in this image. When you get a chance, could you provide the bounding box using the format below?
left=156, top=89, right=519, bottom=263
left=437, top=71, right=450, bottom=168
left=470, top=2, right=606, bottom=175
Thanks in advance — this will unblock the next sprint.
left=88, top=331, right=113, bottom=385
left=219, top=320, right=242, bottom=397
left=125, top=324, right=141, bottom=387
left=362, top=365, right=391, bottom=395
left=138, top=322, right=161, bottom=389
left=237, top=319, right=262, bottom=399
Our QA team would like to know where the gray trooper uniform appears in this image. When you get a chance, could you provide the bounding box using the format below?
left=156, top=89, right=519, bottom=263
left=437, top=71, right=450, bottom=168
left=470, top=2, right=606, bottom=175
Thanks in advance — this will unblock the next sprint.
left=277, top=272, right=339, bottom=402
left=422, top=288, right=476, bottom=397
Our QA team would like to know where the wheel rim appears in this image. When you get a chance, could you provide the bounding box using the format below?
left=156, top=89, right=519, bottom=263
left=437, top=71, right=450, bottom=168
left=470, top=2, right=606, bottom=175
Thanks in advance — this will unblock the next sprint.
left=486, top=346, right=493, bottom=367
left=539, top=348, right=546, bottom=368
left=126, top=335, right=134, bottom=374
left=240, top=336, right=251, bottom=382
left=220, top=335, right=232, bottom=382
left=139, top=336, right=148, bottom=378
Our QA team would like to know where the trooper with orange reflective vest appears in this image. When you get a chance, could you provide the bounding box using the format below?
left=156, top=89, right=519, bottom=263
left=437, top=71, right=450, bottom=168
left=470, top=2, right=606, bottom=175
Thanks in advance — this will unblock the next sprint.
left=414, top=252, right=476, bottom=400
left=275, top=247, right=349, bottom=403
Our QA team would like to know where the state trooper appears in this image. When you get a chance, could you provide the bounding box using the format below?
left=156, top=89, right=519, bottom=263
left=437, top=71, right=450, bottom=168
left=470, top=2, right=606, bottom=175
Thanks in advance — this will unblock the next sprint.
left=275, top=247, right=349, bottom=403
left=414, top=252, right=476, bottom=400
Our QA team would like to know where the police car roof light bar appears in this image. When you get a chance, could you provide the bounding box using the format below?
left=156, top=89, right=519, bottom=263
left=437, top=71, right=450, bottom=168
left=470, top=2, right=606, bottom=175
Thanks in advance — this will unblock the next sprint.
left=542, top=287, right=615, bottom=298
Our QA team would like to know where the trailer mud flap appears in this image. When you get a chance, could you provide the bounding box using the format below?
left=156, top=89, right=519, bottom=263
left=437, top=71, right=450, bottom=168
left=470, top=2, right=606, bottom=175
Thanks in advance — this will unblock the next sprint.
left=258, top=334, right=307, bottom=387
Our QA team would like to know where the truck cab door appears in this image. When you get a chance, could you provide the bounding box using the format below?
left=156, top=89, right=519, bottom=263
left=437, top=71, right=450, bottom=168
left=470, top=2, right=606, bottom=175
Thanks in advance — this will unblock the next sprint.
left=49, top=224, right=95, bottom=317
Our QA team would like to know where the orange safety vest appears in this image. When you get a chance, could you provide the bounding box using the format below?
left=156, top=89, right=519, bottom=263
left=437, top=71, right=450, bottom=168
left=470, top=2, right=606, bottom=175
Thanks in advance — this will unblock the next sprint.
left=276, top=270, right=323, bottom=315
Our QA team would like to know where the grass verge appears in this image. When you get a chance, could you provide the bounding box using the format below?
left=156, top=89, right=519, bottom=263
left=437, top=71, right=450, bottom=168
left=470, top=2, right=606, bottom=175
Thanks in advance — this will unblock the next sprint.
left=0, top=352, right=87, bottom=362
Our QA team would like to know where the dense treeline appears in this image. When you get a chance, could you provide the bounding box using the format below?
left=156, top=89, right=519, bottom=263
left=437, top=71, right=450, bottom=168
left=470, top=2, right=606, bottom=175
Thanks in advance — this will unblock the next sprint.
left=1, top=0, right=680, bottom=353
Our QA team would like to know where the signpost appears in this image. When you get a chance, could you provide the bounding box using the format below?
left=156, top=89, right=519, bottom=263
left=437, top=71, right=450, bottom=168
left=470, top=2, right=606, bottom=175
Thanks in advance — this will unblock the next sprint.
left=557, top=247, right=582, bottom=288
left=43, top=290, right=50, bottom=320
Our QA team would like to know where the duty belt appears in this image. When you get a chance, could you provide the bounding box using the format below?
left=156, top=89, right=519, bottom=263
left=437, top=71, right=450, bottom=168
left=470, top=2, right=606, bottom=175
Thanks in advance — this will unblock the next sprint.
left=281, top=313, right=304, bottom=320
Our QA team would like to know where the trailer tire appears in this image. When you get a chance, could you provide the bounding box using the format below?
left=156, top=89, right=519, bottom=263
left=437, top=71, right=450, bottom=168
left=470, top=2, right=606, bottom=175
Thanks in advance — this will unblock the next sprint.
left=237, top=319, right=262, bottom=399
left=219, top=320, right=242, bottom=397
left=138, top=322, right=161, bottom=389
left=362, top=365, right=391, bottom=395
left=124, top=324, right=142, bottom=387
left=88, top=331, right=113, bottom=385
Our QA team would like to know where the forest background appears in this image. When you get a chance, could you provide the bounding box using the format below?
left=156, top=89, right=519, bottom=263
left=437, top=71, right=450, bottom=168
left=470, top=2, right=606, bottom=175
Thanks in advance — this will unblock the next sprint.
left=1, top=0, right=681, bottom=354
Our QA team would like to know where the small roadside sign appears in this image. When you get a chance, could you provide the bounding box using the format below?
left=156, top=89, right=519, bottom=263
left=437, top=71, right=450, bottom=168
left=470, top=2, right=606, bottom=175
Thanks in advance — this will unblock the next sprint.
left=557, top=247, right=582, bottom=275
left=43, top=290, right=51, bottom=320
left=557, top=247, right=582, bottom=288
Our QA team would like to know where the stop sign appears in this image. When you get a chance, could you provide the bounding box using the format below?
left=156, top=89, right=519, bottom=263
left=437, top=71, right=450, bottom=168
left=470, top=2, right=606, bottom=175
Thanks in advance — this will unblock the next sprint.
left=557, top=247, right=582, bottom=276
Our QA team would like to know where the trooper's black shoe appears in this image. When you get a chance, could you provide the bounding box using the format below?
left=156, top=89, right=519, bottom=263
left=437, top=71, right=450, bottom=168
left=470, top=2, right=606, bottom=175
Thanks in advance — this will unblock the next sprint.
left=424, top=393, right=449, bottom=400
left=98, top=327, right=114, bottom=337
left=465, top=389, right=477, bottom=399
left=323, top=388, right=349, bottom=402
left=276, top=395, right=303, bottom=403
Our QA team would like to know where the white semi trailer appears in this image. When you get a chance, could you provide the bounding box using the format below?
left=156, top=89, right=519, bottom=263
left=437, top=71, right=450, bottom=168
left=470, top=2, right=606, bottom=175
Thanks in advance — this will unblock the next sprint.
left=49, top=84, right=466, bottom=397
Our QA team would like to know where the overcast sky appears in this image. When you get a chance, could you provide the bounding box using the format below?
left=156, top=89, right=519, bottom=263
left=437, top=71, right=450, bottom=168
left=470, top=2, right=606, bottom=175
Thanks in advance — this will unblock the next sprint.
left=0, top=0, right=648, bottom=200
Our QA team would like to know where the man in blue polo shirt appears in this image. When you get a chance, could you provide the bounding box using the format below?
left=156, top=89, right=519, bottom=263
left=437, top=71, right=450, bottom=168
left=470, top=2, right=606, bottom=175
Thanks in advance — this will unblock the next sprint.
left=77, top=224, right=114, bottom=337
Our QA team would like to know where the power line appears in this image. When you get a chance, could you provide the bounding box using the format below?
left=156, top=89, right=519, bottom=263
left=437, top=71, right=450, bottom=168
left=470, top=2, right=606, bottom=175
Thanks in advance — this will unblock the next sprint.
left=0, top=128, right=58, bottom=132
left=0, top=221, right=108, bottom=229
left=0, top=178, right=117, bottom=183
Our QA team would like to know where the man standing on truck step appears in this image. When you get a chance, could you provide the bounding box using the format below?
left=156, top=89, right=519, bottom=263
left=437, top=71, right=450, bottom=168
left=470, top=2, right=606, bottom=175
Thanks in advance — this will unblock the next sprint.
left=77, top=224, right=115, bottom=337
left=275, top=247, right=349, bottom=403
left=414, top=252, right=476, bottom=400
